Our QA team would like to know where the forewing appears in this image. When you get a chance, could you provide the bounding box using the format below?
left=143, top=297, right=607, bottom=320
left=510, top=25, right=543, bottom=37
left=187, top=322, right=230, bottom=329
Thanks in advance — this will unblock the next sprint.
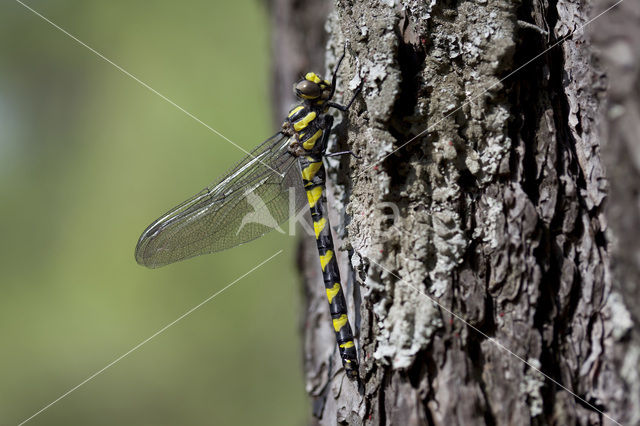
left=135, top=133, right=307, bottom=268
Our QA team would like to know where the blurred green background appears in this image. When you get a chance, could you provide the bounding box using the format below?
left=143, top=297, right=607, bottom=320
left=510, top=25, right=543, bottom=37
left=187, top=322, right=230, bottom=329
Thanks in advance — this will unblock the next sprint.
left=1, top=1, right=306, bottom=425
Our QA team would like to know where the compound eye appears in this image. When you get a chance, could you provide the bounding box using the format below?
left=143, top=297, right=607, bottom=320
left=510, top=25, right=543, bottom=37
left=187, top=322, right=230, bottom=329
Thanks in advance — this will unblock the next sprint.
left=295, top=80, right=322, bottom=99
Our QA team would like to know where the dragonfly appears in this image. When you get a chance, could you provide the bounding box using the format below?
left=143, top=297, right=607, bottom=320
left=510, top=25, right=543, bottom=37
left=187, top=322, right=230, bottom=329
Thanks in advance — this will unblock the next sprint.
left=135, top=47, right=362, bottom=380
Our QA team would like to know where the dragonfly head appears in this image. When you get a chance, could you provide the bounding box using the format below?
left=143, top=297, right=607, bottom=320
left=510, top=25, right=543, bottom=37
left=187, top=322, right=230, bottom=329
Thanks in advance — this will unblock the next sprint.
left=294, top=72, right=332, bottom=101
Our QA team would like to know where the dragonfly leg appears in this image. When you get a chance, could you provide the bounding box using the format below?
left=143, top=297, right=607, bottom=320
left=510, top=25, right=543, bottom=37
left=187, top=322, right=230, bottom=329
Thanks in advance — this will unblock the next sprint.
left=320, top=101, right=361, bottom=159
left=319, top=115, right=334, bottom=154
left=329, top=43, right=348, bottom=100
left=326, top=82, right=362, bottom=112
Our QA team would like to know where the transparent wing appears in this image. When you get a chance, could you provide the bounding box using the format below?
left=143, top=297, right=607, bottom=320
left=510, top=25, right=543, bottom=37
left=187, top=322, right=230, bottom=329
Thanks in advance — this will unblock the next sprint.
left=135, top=133, right=308, bottom=268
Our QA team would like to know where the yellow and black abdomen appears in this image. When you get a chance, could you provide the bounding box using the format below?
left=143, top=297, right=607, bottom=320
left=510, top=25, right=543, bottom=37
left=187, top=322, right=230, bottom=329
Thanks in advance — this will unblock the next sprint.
left=286, top=98, right=359, bottom=379
left=298, top=150, right=359, bottom=380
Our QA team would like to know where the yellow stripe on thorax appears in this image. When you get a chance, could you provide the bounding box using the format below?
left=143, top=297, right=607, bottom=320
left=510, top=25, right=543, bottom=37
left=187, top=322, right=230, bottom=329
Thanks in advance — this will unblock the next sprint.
left=305, top=72, right=321, bottom=83
left=306, top=185, right=323, bottom=208
left=303, top=129, right=322, bottom=150
left=319, top=250, right=333, bottom=271
left=333, top=314, right=348, bottom=332
left=339, top=341, right=355, bottom=349
left=288, top=105, right=304, bottom=117
left=326, top=282, right=340, bottom=303
left=293, top=111, right=317, bottom=131
left=313, top=217, right=327, bottom=239
left=301, top=161, right=322, bottom=182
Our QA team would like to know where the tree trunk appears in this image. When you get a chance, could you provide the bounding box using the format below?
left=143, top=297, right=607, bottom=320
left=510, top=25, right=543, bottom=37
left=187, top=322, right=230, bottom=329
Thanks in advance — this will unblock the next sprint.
left=267, top=0, right=638, bottom=424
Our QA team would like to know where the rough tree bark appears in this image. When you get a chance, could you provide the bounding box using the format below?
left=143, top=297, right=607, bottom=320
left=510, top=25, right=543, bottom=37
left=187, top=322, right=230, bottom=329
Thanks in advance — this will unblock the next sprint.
left=266, top=0, right=638, bottom=424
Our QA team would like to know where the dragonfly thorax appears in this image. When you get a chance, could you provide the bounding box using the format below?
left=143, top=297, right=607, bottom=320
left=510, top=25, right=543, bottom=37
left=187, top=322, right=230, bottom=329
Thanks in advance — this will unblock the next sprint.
left=283, top=71, right=336, bottom=158
left=283, top=101, right=328, bottom=157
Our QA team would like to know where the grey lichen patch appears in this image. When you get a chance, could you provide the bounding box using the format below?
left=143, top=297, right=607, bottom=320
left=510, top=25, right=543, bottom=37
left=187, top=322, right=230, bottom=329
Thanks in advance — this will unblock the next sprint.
left=475, top=106, right=512, bottom=181
left=606, top=291, right=633, bottom=341
left=520, top=358, right=545, bottom=417
left=473, top=195, right=504, bottom=250
left=401, top=0, right=437, bottom=26
left=373, top=280, right=442, bottom=368
left=399, top=0, right=437, bottom=57
left=361, top=39, right=400, bottom=122
left=430, top=204, right=467, bottom=297
left=378, top=0, right=398, bottom=8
